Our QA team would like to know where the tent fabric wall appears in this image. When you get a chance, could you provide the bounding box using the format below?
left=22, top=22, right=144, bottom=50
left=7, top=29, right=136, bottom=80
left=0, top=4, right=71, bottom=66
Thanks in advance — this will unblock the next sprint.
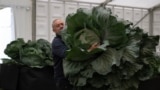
left=36, top=0, right=151, bottom=41
left=36, top=0, right=160, bottom=53
left=12, top=6, right=32, bottom=41
left=0, top=0, right=32, bottom=42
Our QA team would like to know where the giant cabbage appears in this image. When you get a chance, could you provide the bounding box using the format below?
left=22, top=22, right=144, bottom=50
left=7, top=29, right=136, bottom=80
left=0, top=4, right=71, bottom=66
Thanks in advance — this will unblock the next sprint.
left=3, top=38, right=53, bottom=68
left=61, top=2, right=160, bottom=90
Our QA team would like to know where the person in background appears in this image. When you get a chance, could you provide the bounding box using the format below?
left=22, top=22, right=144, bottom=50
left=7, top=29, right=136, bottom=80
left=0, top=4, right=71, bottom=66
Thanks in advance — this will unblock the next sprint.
left=51, top=19, right=99, bottom=90
left=52, top=19, right=72, bottom=90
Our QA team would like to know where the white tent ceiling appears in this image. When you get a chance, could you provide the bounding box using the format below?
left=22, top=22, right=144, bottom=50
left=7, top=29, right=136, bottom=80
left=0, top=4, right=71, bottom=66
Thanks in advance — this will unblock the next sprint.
left=72, top=0, right=160, bottom=9
left=108, top=0, right=160, bottom=9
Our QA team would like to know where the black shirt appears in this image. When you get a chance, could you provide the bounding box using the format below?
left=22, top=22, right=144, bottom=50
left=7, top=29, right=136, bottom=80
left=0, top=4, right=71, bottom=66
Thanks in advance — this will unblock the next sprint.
left=52, top=35, right=68, bottom=81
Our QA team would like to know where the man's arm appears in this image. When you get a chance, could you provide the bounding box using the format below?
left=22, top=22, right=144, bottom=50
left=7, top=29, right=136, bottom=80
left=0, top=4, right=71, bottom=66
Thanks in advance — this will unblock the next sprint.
left=87, top=42, right=100, bottom=52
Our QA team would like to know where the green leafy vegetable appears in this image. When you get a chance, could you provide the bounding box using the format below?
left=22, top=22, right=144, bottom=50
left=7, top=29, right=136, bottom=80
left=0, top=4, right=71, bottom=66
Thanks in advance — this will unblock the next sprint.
left=61, top=2, right=160, bottom=90
left=3, top=38, right=53, bottom=68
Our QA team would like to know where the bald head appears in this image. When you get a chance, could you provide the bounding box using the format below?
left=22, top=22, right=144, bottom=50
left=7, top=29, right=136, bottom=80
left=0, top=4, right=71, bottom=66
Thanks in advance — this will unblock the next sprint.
left=52, top=19, right=64, bottom=34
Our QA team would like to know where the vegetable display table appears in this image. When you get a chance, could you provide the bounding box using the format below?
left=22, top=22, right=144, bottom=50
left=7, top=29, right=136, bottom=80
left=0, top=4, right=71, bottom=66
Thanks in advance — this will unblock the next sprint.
left=18, top=66, right=55, bottom=90
left=0, top=64, right=55, bottom=90
left=0, top=64, right=20, bottom=90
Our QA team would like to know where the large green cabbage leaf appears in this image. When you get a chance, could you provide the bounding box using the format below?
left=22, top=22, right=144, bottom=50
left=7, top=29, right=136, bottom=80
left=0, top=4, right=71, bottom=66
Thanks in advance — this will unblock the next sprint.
left=3, top=38, right=53, bottom=68
left=61, top=2, right=160, bottom=90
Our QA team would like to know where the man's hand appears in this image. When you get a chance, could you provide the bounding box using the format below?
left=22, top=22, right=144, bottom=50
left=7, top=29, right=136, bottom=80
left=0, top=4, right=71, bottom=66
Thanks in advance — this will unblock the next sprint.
left=87, top=42, right=100, bottom=52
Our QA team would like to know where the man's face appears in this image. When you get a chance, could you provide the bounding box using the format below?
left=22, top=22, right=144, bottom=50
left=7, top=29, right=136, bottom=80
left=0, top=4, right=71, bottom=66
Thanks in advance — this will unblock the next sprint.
left=52, top=19, right=64, bottom=34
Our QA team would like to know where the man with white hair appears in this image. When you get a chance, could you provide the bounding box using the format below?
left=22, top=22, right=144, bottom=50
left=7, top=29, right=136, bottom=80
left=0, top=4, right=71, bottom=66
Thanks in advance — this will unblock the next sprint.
left=51, top=19, right=73, bottom=90
left=51, top=19, right=99, bottom=90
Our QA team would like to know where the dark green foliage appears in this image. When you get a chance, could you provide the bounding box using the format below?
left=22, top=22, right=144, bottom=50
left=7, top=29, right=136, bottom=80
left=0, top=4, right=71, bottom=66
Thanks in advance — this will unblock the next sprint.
left=61, top=3, right=160, bottom=90
left=4, top=38, right=25, bottom=62
left=3, top=38, right=53, bottom=68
